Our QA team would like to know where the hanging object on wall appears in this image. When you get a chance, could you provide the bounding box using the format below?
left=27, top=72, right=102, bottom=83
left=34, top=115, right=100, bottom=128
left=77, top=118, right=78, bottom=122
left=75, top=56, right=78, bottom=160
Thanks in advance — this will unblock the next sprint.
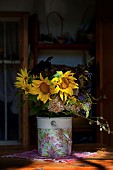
left=40, top=11, right=64, bottom=44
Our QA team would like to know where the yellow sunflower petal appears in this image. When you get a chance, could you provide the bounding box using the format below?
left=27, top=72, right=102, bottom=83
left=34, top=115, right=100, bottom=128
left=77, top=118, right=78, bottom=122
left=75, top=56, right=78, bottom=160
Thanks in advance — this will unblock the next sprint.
left=60, top=91, right=64, bottom=101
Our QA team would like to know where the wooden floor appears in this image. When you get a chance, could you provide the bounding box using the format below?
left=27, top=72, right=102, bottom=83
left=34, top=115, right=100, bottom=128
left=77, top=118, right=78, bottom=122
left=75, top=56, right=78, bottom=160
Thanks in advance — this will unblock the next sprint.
left=0, top=143, right=113, bottom=170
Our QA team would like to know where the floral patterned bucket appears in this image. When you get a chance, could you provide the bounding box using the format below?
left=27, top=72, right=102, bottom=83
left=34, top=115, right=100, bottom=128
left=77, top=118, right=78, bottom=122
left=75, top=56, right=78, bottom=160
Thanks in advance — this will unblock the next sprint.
left=37, top=117, right=72, bottom=158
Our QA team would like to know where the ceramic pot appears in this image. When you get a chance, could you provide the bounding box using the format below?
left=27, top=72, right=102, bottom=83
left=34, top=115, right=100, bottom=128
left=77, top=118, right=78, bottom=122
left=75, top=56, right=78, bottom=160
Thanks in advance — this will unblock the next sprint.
left=37, top=117, right=72, bottom=158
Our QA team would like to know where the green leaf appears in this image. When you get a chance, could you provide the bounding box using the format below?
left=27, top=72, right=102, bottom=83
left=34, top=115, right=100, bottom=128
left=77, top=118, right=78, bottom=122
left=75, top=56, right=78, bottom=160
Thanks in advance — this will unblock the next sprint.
left=28, top=94, right=37, bottom=102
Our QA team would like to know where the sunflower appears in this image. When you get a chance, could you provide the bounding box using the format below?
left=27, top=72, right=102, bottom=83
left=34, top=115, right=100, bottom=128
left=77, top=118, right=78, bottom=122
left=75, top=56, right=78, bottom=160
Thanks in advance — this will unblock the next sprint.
left=52, top=71, right=78, bottom=101
left=15, top=68, right=29, bottom=88
left=22, top=83, right=34, bottom=95
left=32, top=73, right=55, bottom=103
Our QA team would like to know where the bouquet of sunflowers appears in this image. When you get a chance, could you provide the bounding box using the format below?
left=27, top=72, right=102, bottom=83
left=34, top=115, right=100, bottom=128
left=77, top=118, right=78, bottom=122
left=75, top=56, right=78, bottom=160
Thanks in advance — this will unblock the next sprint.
left=15, top=57, right=111, bottom=133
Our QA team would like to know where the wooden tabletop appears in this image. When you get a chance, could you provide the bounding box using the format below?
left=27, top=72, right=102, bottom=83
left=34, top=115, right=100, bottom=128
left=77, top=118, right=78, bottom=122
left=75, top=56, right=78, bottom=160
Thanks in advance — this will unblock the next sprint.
left=0, top=143, right=113, bottom=170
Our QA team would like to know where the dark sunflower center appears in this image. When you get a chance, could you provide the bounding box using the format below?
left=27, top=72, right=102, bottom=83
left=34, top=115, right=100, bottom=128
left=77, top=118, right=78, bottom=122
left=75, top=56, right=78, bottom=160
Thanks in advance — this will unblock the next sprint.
left=24, top=77, right=28, bottom=82
left=25, top=86, right=30, bottom=92
left=40, top=82, right=50, bottom=94
left=61, top=77, right=69, bottom=89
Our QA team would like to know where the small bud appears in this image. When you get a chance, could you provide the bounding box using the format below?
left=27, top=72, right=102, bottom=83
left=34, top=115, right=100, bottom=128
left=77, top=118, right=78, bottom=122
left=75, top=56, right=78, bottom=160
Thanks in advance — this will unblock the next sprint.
left=100, top=127, right=103, bottom=131
left=97, top=120, right=100, bottom=125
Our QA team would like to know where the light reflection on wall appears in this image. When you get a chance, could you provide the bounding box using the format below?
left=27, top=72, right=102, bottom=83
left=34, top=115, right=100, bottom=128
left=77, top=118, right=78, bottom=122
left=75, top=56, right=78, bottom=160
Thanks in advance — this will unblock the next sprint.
left=38, top=50, right=90, bottom=67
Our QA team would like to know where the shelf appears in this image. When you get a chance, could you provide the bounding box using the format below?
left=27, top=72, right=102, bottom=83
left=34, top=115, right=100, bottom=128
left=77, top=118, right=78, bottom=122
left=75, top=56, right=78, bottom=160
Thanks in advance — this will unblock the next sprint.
left=73, top=128, right=94, bottom=132
left=35, top=43, right=93, bottom=50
